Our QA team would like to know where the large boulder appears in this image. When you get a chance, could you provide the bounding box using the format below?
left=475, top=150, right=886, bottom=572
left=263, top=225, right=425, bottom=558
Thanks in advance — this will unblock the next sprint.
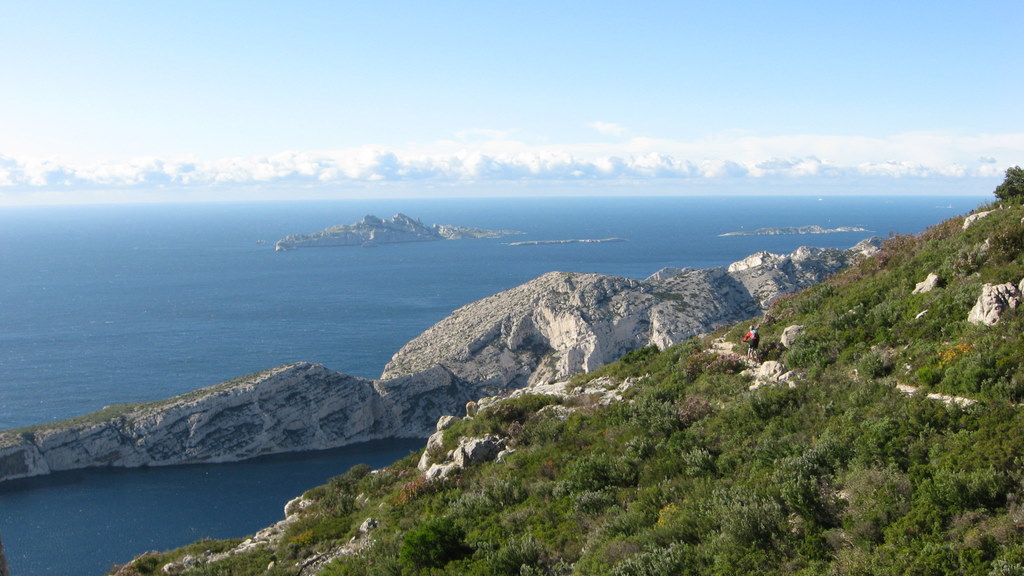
left=968, top=282, right=1022, bottom=326
left=746, top=361, right=796, bottom=390
left=452, top=435, right=506, bottom=468
left=780, top=325, right=806, bottom=349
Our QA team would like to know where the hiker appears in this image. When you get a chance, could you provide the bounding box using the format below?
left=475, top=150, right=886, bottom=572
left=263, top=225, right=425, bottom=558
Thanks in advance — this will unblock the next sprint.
left=742, top=326, right=760, bottom=361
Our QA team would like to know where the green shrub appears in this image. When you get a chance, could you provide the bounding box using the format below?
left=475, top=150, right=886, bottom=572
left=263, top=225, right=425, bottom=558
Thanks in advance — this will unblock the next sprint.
left=487, top=534, right=544, bottom=576
left=711, top=488, right=787, bottom=549
left=564, top=452, right=639, bottom=494
left=610, top=542, right=695, bottom=576
left=857, top=350, right=890, bottom=379
left=399, top=517, right=472, bottom=571
left=841, top=466, right=912, bottom=544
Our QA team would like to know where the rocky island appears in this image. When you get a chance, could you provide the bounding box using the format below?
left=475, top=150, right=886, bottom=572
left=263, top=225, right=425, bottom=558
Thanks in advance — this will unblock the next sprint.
left=274, top=213, right=521, bottom=250
left=0, top=239, right=879, bottom=484
left=719, top=224, right=869, bottom=236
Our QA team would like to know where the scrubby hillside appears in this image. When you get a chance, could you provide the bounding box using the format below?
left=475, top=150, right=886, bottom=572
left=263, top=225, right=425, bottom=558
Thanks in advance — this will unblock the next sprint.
left=113, top=196, right=1024, bottom=576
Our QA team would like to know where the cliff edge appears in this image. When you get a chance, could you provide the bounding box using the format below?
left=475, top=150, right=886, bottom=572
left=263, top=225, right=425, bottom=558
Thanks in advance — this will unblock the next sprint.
left=0, top=363, right=479, bottom=483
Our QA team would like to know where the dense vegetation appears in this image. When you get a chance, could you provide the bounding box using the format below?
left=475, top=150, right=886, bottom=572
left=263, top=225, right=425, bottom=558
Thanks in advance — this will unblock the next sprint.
left=113, top=187, right=1024, bottom=576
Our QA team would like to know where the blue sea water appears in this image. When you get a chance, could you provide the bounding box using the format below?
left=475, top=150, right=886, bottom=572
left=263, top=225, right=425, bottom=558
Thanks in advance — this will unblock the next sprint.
left=0, top=195, right=983, bottom=575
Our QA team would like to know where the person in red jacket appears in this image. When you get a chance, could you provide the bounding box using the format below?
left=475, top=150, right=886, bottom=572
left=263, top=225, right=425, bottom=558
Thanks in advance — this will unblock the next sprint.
left=741, top=326, right=760, bottom=361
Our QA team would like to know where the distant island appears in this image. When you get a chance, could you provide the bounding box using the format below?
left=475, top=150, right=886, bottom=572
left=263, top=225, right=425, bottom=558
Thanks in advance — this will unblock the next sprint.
left=507, top=237, right=628, bottom=246
left=275, top=213, right=522, bottom=251
left=719, top=224, right=869, bottom=237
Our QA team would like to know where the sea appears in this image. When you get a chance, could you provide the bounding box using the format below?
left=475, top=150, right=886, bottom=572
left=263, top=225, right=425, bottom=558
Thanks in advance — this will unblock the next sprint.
left=0, top=195, right=983, bottom=575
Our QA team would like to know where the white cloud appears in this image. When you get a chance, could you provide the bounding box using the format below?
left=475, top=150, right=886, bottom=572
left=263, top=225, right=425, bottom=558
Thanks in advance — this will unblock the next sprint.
left=588, top=121, right=628, bottom=137
left=0, top=131, right=1019, bottom=202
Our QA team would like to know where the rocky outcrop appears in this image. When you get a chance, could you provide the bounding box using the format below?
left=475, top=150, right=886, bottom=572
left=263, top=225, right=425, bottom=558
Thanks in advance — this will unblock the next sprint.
left=780, top=325, right=806, bottom=349
left=275, top=213, right=519, bottom=250
left=422, top=435, right=507, bottom=481
left=0, top=362, right=480, bottom=483
left=963, top=210, right=994, bottom=230
left=382, top=240, right=878, bottom=388
left=745, top=361, right=797, bottom=390
left=968, top=281, right=1023, bottom=325
left=913, top=273, right=942, bottom=294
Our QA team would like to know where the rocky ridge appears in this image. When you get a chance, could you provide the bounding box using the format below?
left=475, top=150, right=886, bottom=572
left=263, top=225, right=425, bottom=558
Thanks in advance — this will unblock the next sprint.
left=0, top=363, right=479, bottom=483
left=0, top=239, right=877, bottom=484
left=382, top=239, right=880, bottom=387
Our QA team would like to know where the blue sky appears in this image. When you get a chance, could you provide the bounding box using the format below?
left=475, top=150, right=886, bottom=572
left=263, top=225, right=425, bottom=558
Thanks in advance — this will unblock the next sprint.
left=1, top=1, right=1020, bottom=203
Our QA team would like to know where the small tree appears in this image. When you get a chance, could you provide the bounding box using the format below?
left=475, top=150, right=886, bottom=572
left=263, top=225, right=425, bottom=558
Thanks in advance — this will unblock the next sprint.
left=995, top=166, right=1024, bottom=202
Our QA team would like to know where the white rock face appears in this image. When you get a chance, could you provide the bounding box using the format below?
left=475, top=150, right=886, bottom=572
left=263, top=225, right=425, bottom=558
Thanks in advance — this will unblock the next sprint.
left=913, top=273, right=941, bottom=294
left=0, top=363, right=480, bottom=483
left=383, top=242, right=869, bottom=387
left=968, top=282, right=1022, bottom=325
left=963, top=210, right=994, bottom=230
left=780, top=325, right=806, bottom=349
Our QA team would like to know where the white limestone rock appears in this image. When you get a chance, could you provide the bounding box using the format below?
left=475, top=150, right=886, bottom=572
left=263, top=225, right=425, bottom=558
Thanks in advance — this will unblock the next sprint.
left=0, top=362, right=480, bottom=483
left=284, top=496, right=313, bottom=518
left=423, top=435, right=506, bottom=481
left=968, top=282, right=1022, bottom=326
left=645, top=267, right=693, bottom=281
left=913, top=273, right=942, bottom=294
left=417, top=415, right=460, bottom=471
left=358, top=518, right=379, bottom=536
left=851, top=237, right=883, bottom=257
left=780, top=325, right=806, bottom=349
left=452, top=435, right=505, bottom=468
left=963, top=210, right=994, bottom=230
left=747, top=361, right=796, bottom=390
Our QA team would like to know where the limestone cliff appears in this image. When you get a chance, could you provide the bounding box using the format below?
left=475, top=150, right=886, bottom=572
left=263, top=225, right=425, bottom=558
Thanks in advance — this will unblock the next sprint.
left=0, top=363, right=479, bottom=483
left=381, top=240, right=879, bottom=387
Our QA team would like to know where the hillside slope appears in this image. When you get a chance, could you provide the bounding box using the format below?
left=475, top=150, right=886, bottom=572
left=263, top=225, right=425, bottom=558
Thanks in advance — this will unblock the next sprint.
left=114, top=198, right=1024, bottom=576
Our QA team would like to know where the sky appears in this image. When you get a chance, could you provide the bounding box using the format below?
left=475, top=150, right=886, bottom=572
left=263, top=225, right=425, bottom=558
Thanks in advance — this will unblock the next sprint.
left=0, top=1, right=1021, bottom=204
